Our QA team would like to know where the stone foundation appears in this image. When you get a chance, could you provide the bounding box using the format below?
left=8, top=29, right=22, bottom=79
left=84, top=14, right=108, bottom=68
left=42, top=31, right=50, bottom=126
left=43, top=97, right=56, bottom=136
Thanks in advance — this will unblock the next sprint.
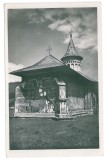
left=14, top=112, right=55, bottom=118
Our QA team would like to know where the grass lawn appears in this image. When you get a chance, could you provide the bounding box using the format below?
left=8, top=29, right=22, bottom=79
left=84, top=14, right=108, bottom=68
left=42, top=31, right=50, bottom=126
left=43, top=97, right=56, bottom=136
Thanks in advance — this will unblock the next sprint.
left=9, top=114, right=99, bottom=150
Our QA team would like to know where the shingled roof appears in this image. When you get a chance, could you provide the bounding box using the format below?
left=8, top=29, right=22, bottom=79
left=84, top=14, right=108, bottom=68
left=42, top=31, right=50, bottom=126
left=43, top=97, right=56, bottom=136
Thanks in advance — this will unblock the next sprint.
left=10, top=54, right=64, bottom=75
left=10, top=53, right=97, bottom=83
left=61, top=30, right=83, bottom=61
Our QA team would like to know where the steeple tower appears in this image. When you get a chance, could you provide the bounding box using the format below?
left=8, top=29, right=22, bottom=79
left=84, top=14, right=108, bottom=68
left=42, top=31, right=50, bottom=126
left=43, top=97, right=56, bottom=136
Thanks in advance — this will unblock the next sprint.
left=61, top=30, right=83, bottom=72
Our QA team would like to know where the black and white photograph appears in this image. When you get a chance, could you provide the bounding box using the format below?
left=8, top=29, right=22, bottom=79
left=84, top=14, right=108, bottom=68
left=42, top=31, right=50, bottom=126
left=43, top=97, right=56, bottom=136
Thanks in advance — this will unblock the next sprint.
left=5, top=2, right=102, bottom=157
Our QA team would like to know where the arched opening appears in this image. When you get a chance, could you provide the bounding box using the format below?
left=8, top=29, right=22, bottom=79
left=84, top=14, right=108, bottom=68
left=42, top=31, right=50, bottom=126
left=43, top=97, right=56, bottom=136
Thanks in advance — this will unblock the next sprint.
left=67, top=64, right=70, bottom=67
left=84, top=92, right=97, bottom=111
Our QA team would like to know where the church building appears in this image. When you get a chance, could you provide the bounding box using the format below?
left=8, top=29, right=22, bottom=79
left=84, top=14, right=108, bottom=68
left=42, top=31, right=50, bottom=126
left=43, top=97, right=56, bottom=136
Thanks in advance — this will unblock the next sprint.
left=10, top=31, right=98, bottom=118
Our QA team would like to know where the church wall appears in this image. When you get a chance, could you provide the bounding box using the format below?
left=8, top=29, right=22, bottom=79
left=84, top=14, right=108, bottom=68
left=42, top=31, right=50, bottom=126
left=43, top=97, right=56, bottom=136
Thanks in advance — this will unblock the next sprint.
left=29, top=100, right=46, bottom=112
left=65, top=78, right=98, bottom=112
left=22, top=77, right=57, bottom=100
left=67, top=97, right=84, bottom=113
left=15, top=85, right=55, bottom=114
left=15, top=86, right=29, bottom=113
left=14, top=77, right=56, bottom=114
left=64, top=78, right=85, bottom=112
left=14, top=74, right=98, bottom=116
left=66, top=79, right=85, bottom=98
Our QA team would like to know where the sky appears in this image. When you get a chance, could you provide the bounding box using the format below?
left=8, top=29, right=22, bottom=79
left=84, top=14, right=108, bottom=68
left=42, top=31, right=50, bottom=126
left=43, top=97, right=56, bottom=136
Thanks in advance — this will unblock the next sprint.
left=8, top=8, right=98, bottom=82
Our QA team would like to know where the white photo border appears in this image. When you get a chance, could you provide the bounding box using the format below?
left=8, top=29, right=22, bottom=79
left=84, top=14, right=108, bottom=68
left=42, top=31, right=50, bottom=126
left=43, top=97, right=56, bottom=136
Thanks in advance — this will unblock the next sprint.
left=5, top=2, right=103, bottom=157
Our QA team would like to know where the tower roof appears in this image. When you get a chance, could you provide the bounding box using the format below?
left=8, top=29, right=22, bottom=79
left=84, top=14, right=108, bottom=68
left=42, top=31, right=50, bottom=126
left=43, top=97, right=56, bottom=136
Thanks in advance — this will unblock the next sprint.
left=61, top=30, right=83, bottom=61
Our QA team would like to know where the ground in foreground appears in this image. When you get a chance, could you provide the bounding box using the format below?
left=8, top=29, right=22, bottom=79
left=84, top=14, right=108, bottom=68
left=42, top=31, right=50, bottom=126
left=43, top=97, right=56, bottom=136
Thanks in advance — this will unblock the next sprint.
left=9, top=114, right=99, bottom=150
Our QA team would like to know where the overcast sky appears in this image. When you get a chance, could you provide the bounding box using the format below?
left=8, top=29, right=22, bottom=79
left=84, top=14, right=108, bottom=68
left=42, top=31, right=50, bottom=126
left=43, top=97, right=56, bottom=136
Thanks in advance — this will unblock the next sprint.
left=8, top=8, right=98, bottom=82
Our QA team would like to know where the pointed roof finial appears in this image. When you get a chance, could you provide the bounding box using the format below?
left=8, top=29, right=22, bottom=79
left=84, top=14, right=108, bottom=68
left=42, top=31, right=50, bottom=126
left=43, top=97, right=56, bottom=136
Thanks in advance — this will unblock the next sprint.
left=69, top=29, right=73, bottom=38
left=46, top=46, right=52, bottom=55
left=61, top=29, right=83, bottom=62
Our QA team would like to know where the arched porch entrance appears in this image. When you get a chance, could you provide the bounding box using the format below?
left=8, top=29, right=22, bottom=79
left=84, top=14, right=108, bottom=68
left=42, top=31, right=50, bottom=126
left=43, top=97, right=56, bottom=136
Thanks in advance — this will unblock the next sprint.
left=84, top=92, right=97, bottom=112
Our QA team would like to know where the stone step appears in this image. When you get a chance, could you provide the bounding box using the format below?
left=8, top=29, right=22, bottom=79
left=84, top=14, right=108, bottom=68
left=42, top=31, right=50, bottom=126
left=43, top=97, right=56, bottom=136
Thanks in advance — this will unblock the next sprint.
left=71, top=109, right=93, bottom=117
left=14, top=112, right=55, bottom=118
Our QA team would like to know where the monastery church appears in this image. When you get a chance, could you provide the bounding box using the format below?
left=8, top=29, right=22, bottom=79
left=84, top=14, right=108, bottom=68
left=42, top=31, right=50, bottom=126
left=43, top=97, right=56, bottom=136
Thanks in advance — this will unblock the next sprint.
left=10, top=30, right=98, bottom=118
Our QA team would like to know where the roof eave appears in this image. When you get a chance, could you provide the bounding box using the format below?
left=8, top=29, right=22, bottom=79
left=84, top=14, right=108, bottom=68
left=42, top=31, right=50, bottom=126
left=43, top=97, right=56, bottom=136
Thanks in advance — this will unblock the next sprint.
left=9, top=65, right=65, bottom=77
left=61, top=55, right=83, bottom=61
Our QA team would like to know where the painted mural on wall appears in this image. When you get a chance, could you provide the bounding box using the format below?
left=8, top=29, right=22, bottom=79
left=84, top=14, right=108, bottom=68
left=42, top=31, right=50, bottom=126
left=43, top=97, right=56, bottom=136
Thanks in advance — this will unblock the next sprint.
left=59, top=86, right=66, bottom=99
left=15, top=78, right=56, bottom=114
left=14, top=77, right=97, bottom=116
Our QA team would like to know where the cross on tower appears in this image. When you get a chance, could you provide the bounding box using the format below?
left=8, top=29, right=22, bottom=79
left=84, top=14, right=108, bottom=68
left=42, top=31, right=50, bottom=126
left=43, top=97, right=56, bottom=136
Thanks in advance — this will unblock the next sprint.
left=46, top=46, right=52, bottom=55
left=69, top=29, right=73, bottom=38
